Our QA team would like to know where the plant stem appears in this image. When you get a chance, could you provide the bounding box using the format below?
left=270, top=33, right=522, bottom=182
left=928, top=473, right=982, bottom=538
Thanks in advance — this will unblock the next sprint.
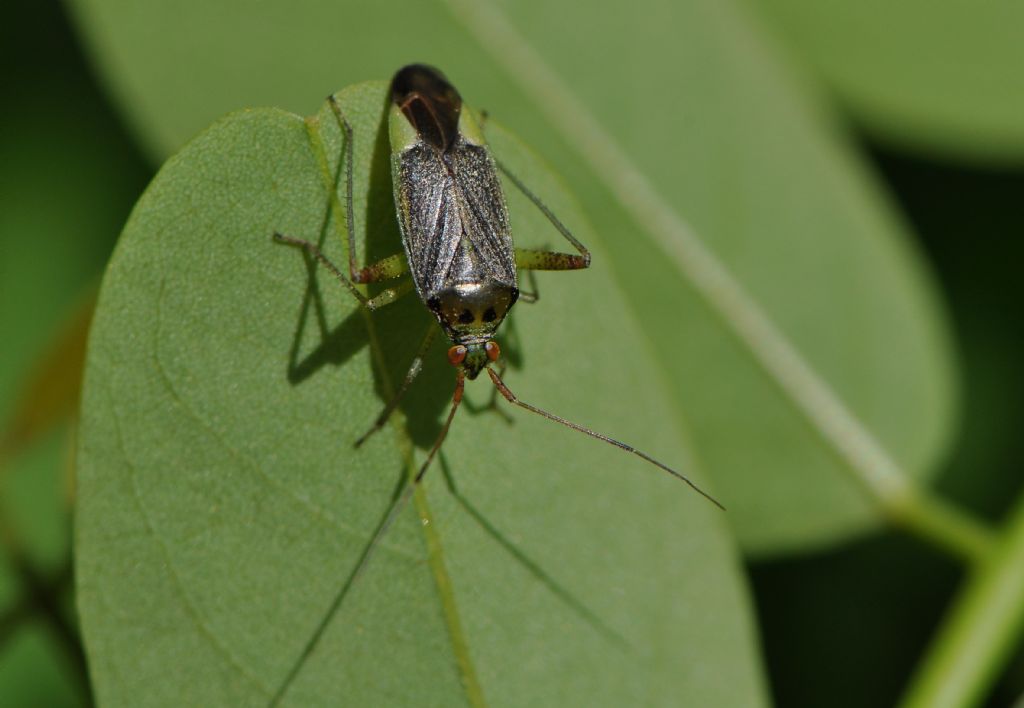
left=899, top=492, right=1024, bottom=708
left=885, top=483, right=995, bottom=565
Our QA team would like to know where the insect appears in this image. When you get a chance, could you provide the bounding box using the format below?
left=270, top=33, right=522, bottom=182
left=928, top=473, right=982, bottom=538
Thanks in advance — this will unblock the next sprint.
left=274, top=64, right=722, bottom=509
left=270, top=64, right=723, bottom=705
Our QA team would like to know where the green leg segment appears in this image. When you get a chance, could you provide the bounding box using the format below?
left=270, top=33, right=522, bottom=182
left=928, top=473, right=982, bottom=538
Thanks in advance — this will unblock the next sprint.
left=498, top=160, right=591, bottom=268
left=515, top=248, right=589, bottom=272
left=365, top=278, right=414, bottom=310
left=355, top=252, right=409, bottom=283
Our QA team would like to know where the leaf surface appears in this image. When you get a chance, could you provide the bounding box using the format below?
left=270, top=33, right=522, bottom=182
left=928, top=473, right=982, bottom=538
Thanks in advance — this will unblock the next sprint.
left=67, top=0, right=957, bottom=554
left=75, top=84, right=766, bottom=706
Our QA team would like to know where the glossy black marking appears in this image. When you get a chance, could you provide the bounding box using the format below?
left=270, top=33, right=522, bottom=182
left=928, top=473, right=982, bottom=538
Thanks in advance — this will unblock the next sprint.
left=458, top=309, right=475, bottom=324
left=482, top=306, right=497, bottom=323
left=427, top=296, right=442, bottom=312
left=390, top=64, right=462, bottom=153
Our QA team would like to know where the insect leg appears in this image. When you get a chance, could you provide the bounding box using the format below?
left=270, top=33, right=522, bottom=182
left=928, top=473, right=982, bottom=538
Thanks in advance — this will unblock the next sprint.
left=413, top=371, right=466, bottom=487
left=486, top=366, right=725, bottom=510
left=325, top=95, right=363, bottom=282
left=515, top=248, right=588, bottom=272
left=363, top=278, right=414, bottom=310
left=498, top=160, right=591, bottom=269
left=325, top=95, right=409, bottom=286
left=516, top=267, right=540, bottom=304
left=273, top=232, right=411, bottom=310
left=276, top=99, right=411, bottom=308
left=273, top=231, right=370, bottom=307
left=355, top=324, right=438, bottom=447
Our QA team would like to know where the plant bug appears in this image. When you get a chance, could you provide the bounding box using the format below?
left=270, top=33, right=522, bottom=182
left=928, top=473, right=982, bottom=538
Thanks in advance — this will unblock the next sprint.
left=273, top=62, right=721, bottom=537
left=270, top=63, right=723, bottom=705
left=275, top=64, right=722, bottom=507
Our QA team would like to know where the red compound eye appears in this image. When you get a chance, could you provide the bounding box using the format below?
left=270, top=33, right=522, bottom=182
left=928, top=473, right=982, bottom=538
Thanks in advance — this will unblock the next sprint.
left=484, top=341, right=500, bottom=362
left=447, top=345, right=468, bottom=366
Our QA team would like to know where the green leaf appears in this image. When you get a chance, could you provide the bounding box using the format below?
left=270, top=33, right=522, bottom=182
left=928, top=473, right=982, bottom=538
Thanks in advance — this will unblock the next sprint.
left=744, top=0, right=1024, bottom=163
left=67, top=0, right=957, bottom=554
left=76, top=84, right=767, bottom=706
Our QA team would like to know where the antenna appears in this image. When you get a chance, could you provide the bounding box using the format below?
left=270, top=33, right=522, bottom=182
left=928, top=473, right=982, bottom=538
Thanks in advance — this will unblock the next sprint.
left=486, top=367, right=725, bottom=510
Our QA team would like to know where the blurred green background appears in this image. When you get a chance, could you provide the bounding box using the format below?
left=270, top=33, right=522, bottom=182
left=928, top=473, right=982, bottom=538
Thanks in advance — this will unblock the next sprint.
left=2, top=0, right=1023, bottom=705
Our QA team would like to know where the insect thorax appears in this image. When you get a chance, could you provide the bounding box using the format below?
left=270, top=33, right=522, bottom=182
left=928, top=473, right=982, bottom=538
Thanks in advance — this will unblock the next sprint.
left=426, top=278, right=518, bottom=345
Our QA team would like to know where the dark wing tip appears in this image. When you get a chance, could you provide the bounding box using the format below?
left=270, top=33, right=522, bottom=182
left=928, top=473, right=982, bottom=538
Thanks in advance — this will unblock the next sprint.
left=391, top=64, right=449, bottom=98
left=390, top=64, right=463, bottom=152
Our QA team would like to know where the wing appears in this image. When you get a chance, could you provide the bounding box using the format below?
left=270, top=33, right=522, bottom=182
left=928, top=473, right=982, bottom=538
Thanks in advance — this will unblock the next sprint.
left=448, top=143, right=517, bottom=287
left=394, top=144, right=462, bottom=296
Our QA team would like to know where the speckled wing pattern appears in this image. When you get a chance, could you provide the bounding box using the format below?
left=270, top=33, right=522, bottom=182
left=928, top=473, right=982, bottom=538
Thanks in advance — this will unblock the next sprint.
left=395, top=139, right=516, bottom=298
